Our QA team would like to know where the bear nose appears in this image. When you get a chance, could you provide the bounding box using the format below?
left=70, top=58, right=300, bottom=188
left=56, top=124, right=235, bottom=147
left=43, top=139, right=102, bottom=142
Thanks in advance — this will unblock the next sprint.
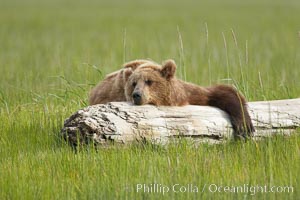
left=132, top=92, right=142, bottom=105
left=132, top=92, right=141, bottom=100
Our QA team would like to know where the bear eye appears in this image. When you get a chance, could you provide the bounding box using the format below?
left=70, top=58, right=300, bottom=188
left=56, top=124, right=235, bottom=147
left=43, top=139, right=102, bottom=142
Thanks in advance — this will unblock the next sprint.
left=145, top=80, right=153, bottom=86
left=132, top=82, right=137, bottom=87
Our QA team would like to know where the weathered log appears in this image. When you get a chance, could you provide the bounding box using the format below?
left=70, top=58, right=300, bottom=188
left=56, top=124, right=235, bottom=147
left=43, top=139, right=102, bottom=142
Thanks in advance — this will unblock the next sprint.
left=61, top=98, right=300, bottom=146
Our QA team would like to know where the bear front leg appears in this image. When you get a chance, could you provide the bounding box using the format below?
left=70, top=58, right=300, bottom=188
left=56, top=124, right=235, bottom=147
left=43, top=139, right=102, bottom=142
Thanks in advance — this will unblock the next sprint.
left=207, top=85, right=255, bottom=139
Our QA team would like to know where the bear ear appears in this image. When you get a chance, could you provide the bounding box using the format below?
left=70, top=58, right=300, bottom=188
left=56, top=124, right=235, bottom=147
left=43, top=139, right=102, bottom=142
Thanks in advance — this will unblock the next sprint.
left=161, top=59, right=176, bottom=80
left=123, top=59, right=153, bottom=70
left=123, top=68, right=133, bottom=81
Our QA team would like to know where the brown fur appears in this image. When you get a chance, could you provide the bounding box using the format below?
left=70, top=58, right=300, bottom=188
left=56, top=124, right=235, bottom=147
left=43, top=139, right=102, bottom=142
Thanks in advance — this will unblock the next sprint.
left=125, top=59, right=255, bottom=138
left=89, top=59, right=155, bottom=105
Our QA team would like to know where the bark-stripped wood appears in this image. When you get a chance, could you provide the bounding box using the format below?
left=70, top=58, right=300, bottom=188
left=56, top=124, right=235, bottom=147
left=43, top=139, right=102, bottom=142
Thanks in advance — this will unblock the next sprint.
left=61, top=98, right=300, bottom=146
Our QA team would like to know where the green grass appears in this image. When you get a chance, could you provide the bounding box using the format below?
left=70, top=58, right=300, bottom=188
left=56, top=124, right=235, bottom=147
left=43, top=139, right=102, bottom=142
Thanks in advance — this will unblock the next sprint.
left=0, top=0, right=299, bottom=199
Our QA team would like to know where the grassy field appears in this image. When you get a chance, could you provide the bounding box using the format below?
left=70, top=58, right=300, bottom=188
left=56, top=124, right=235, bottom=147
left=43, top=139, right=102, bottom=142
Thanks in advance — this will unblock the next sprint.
left=0, top=0, right=299, bottom=199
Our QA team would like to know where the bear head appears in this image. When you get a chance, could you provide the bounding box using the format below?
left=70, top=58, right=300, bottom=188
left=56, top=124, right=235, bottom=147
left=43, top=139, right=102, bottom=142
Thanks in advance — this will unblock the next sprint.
left=125, top=59, right=177, bottom=106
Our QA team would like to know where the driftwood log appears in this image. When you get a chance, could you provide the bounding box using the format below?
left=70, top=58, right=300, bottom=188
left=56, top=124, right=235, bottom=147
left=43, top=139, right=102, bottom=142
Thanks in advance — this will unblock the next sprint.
left=61, top=98, right=300, bottom=146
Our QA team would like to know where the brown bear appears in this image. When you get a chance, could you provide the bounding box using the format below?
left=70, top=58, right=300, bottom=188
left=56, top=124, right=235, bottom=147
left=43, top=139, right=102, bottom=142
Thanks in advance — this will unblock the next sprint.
left=89, top=59, right=156, bottom=105
left=125, top=59, right=255, bottom=138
